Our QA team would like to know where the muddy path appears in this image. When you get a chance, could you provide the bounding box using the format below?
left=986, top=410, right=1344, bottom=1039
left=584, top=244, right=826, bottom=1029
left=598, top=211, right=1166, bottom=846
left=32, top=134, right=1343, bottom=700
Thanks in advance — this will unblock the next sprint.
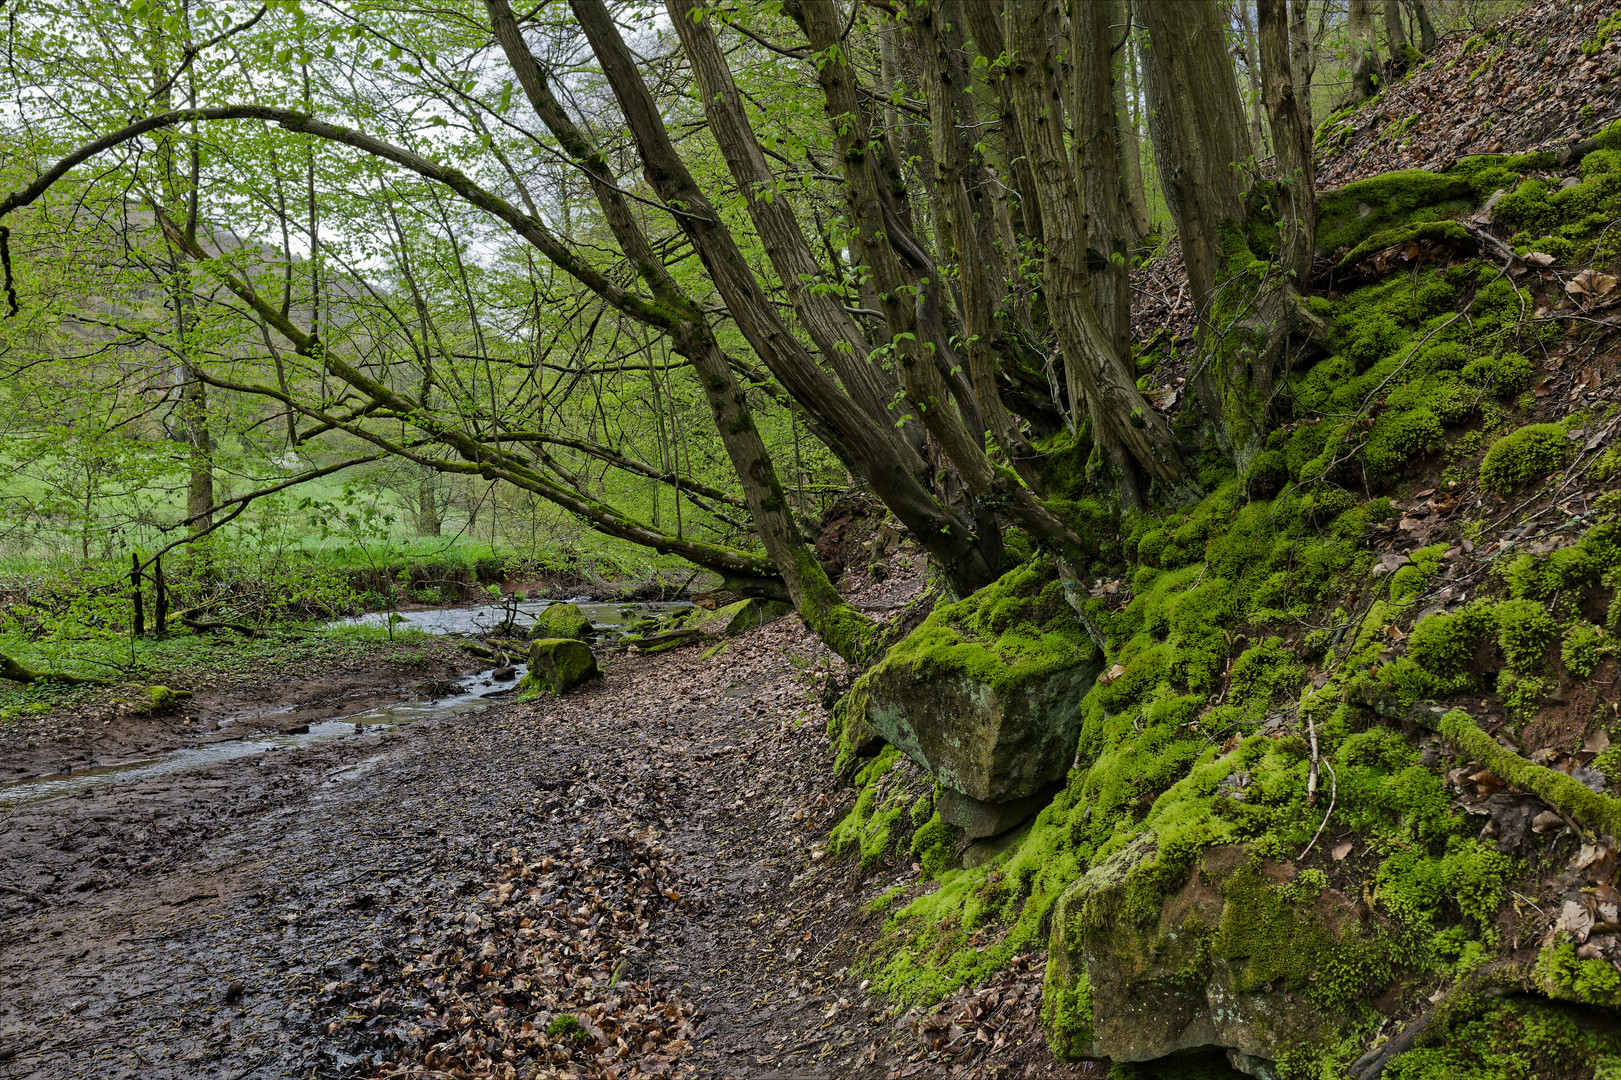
left=0, top=610, right=1089, bottom=1080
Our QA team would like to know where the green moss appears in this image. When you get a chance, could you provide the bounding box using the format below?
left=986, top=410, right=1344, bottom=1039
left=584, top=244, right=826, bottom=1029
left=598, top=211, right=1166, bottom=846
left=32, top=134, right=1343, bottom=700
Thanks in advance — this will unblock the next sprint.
left=871, top=559, right=1095, bottom=700
left=910, top=814, right=957, bottom=877
left=525, top=638, right=600, bottom=694
left=1316, top=171, right=1476, bottom=254
left=1534, top=942, right=1621, bottom=1008
left=1563, top=622, right=1610, bottom=679
left=529, top=602, right=590, bottom=640
left=545, top=1014, right=591, bottom=1042
left=1385, top=996, right=1621, bottom=1079
left=1478, top=424, right=1570, bottom=493
left=1440, top=708, right=1621, bottom=838
left=827, top=748, right=925, bottom=867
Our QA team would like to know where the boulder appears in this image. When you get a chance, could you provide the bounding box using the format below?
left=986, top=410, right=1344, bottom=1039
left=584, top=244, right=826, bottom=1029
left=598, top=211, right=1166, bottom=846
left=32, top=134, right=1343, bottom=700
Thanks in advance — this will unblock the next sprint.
left=529, top=602, right=592, bottom=641
left=938, top=783, right=1061, bottom=839
left=687, top=598, right=793, bottom=637
left=859, top=560, right=1102, bottom=804
left=1044, top=838, right=1384, bottom=1078
left=523, top=638, right=600, bottom=694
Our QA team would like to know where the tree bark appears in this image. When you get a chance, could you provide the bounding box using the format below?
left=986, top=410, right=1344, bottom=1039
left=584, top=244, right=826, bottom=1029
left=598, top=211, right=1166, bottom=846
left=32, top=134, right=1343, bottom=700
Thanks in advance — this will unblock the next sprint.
left=797, top=0, right=1087, bottom=551
left=1383, top=0, right=1410, bottom=64
left=1115, top=1, right=1151, bottom=241
left=907, top=0, right=1041, bottom=489
left=1348, top=0, right=1380, bottom=102
left=1410, top=0, right=1438, bottom=54
left=1135, top=0, right=1280, bottom=466
left=1290, top=0, right=1316, bottom=131
left=1002, top=0, right=1185, bottom=503
left=1235, top=0, right=1268, bottom=158
left=665, top=0, right=922, bottom=464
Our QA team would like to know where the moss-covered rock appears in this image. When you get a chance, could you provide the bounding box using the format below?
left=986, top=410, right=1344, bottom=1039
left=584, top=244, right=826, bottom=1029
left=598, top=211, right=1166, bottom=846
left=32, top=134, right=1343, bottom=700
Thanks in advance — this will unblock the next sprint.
left=861, top=559, right=1102, bottom=803
left=1047, top=841, right=1386, bottom=1072
left=686, top=598, right=793, bottom=637
left=529, top=601, right=592, bottom=640
left=522, top=638, right=600, bottom=694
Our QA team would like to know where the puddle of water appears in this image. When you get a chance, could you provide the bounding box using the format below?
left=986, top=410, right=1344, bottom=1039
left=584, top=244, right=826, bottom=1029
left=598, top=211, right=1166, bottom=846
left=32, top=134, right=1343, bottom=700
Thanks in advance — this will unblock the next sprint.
left=0, top=672, right=502, bottom=809
left=0, top=599, right=691, bottom=809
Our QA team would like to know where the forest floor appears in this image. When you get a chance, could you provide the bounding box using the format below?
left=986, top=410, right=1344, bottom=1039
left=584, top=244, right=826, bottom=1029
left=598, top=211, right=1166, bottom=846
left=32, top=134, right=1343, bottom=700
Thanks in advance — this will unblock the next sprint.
left=0, top=561, right=1092, bottom=1080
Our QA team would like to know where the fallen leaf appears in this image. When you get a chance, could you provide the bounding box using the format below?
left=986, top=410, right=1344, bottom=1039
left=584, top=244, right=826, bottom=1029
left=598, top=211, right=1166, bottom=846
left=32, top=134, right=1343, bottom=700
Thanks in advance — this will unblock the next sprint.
left=1525, top=251, right=1556, bottom=266
left=1331, top=840, right=1354, bottom=861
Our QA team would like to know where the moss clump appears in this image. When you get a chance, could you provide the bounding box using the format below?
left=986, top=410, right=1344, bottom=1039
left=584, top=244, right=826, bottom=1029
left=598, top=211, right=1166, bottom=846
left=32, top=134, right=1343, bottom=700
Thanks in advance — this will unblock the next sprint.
left=827, top=748, right=927, bottom=867
left=910, top=814, right=958, bottom=877
left=1478, top=424, right=1570, bottom=493
left=872, top=559, right=1095, bottom=700
left=1535, top=942, right=1621, bottom=1009
left=544, top=1013, right=592, bottom=1043
left=1384, top=996, right=1621, bottom=1079
left=1563, top=622, right=1610, bottom=679
left=529, top=602, right=591, bottom=640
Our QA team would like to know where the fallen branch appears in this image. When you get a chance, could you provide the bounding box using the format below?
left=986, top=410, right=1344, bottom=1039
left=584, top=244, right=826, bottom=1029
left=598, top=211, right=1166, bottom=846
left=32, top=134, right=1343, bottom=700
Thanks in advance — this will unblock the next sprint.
left=1347, top=684, right=1621, bottom=838
left=0, top=650, right=113, bottom=686
left=180, top=617, right=259, bottom=637
left=1348, top=960, right=1530, bottom=1080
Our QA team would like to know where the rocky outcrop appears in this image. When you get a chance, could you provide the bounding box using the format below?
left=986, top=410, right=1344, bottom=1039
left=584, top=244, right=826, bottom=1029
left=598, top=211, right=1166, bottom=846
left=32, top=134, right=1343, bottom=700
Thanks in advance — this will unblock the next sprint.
left=523, top=638, right=600, bottom=694
left=857, top=561, right=1101, bottom=813
left=530, top=602, right=592, bottom=641
left=1044, top=839, right=1385, bottom=1079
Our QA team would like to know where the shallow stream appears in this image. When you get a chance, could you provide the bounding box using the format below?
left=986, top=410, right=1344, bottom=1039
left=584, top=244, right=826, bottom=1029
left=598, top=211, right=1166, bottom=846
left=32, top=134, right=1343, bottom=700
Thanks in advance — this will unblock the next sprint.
left=0, top=598, right=690, bottom=808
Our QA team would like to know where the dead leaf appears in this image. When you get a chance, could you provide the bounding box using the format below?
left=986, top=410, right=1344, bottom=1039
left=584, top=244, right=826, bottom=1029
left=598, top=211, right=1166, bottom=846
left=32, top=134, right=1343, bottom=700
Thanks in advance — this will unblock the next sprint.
left=1525, top=251, right=1556, bottom=266
left=1331, top=840, right=1354, bottom=861
left=1097, top=663, right=1127, bottom=685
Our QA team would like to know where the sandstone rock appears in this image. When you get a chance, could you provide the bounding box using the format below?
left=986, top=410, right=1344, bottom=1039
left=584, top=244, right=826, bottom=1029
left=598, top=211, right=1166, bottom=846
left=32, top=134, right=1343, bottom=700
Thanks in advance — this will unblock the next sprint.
left=938, top=784, right=1060, bottom=839
left=858, top=560, right=1101, bottom=803
left=1045, top=838, right=1383, bottom=1078
left=523, top=638, right=600, bottom=694
left=529, top=602, right=592, bottom=641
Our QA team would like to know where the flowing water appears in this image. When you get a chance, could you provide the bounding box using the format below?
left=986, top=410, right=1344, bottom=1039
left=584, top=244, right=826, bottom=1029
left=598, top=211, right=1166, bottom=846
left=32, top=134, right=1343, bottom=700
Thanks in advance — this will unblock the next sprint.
left=0, top=598, right=691, bottom=808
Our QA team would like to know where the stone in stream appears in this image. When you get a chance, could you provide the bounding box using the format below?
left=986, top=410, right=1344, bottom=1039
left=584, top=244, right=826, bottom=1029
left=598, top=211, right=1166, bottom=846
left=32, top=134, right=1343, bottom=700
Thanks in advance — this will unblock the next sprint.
left=529, top=602, right=592, bottom=641
left=523, top=638, right=600, bottom=694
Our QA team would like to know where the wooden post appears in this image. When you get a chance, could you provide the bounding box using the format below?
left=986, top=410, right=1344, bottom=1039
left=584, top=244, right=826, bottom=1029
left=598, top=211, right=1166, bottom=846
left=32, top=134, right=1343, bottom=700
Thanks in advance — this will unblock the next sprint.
left=154, top=555, right=168, bottom=637
left=131, top=553, right=145, bottom=637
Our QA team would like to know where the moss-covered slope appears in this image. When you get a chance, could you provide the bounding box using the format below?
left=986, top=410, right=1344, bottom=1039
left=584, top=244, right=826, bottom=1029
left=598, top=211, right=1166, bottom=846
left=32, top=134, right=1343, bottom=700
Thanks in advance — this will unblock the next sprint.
left=825, top=132, right=1621, bottom=1080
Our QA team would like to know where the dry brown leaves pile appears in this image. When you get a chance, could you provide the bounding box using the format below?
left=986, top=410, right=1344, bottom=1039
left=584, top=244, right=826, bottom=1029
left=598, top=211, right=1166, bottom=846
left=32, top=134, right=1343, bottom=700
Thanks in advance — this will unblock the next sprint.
left=1318, top=0, right=1621, bottom=188
left=883, top=955, right=1065, bottom=1080
left=356, top=836, right=696, bottom=1080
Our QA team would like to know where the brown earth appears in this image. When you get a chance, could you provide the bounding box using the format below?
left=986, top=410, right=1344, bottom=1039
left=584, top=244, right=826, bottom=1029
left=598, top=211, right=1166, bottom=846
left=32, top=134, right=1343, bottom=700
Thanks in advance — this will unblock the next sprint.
left=0, top=564, right=1088, bottom=1080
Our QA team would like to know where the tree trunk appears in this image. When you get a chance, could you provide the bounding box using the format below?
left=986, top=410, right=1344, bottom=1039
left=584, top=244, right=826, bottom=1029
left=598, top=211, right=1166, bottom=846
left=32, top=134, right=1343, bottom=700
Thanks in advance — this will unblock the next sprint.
left=1002, top=0, right=1186, bottom=503
left=796, top=0, right=1088, bottom=550
left=1134, top=0, right=1277, bottom=466
left=1383, top=0, right=1410, bottom=65
left=147, top=9, right=213, bottom=551
left=1349, top=0, right=1380, bottom=102
left=417, top=470, right=442, bottom=537
left=1409, top=0, right=1438, bottom=54
left=1115, top=0, right=1151, bottom=241
left=1236, top=0, right=1268, bottom=159
left=1290, top=0, right=1316, bottom=131
left=907, top=0, right=1041, bottom=489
